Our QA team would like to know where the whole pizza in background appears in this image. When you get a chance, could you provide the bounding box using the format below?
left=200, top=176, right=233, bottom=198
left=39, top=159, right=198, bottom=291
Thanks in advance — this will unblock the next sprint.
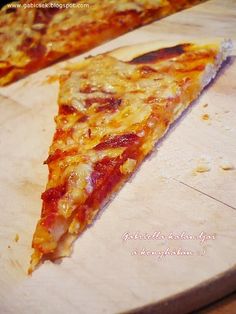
left=0, top=0, right=207, bottom=86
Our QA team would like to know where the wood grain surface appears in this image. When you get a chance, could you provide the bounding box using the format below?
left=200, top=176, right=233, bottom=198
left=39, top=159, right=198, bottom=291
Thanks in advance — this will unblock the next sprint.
left=0, top=1, right=236, bottom=313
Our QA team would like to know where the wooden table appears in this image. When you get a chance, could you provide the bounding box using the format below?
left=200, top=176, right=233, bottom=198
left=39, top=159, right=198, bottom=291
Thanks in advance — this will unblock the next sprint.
left=0, top=1, right=235, bottom=313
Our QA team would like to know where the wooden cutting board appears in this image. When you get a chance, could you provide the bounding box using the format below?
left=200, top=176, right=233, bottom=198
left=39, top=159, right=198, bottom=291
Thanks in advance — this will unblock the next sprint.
left=0, top=1, right=236, bottom=313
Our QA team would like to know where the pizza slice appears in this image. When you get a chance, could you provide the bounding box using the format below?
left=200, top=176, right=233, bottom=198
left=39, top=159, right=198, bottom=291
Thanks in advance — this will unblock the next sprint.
left=29, top=38, right=232, bottom=272
left=0, top=0, right=207, bottom=86
left=168, top=0, right=207, bottom=11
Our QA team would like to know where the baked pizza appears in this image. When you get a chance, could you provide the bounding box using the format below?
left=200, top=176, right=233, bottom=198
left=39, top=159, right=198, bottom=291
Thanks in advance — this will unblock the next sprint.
left=29, top=38, right=231, bottom=272
left=168, top=0, right=206, bottom=11
left=0, top=0, right=206, bottom=86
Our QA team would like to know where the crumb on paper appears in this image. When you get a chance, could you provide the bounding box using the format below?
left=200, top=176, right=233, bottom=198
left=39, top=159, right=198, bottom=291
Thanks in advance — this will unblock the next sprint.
left=8, top=245, right=11, bottom=249
left=220, top=161, right=234, bottom=171
left=195, top=165, right=211, bottom=173
left=14, top=234, right=19, bottom=242
left=203, top=103, right=208, bottom=108
left=201, top=113, right=210, bottom=121
left=193, top=160, right=211, bottom=174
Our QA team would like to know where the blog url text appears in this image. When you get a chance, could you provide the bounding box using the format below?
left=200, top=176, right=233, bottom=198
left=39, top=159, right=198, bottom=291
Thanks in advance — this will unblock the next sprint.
left=6, top=2, right=90, bottom=10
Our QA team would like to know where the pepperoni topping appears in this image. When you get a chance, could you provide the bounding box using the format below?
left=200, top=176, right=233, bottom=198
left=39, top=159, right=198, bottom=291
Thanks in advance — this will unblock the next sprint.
left=130, top=44, right=190, bottom=64
left=96, top=97, right=122, bottom=112
left=44, top=148, right=77, bottom=164
left=94, top=133, right=139, bottom=150
left=26, top=44, right=47, bottom=59
left=85, top=96, right=122, bottom=111
left=53, top=128, right=73, bottom=141
left=18, top=37, right=47, bottom=60
left=34, top=8, right=60, bottom=24
left=5, top=7, right=17, bottom=14
left=139, top=65, right=157, bottom=76
left=74, top=205, right=88, bottom=224
left=40, top=213, right=57, bottom=229
left=59, top=104, right=78, bottom=115
left=0, top=64, right=13, bottom=77
left=146, top=96, right=159, bottom=104
left=18, top=37, right=34, bottom=52
left=84, top=142, right=142, bottom=211
left=41, top=183, right=67, bottom=223
left=77, top=115, right=88, bottom=123
left=176, top=64, right=205, bottom=72
left=86, top=157, right=122, bottom=208
left=22, top=37, right=34, bottom=47
left=85, top=97, right=98, bottom=107
left=41, top=184, right=67, bottom=203
left=91, top=157, right=117, bottom=188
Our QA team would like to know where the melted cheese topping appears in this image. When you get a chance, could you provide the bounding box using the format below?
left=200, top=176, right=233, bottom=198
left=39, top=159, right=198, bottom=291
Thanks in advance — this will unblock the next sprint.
left=51, top=45, right=215, bottom=181
left=58, top=163, right=92, bottom=218
left=50, top=42, right=219, bottom=179
left=46, top=44, right=218, bottom=212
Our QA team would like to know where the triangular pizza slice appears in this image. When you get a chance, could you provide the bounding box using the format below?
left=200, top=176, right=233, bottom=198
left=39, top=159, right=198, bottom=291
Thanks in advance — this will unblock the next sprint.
left=30, top=39, right=232, bottom=272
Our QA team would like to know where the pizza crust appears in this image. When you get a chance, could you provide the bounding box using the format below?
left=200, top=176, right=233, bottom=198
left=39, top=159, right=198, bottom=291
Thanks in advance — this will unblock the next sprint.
left=107, top=38, right=232, bottom=91
left=107, top=38, right=233, bottom=61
